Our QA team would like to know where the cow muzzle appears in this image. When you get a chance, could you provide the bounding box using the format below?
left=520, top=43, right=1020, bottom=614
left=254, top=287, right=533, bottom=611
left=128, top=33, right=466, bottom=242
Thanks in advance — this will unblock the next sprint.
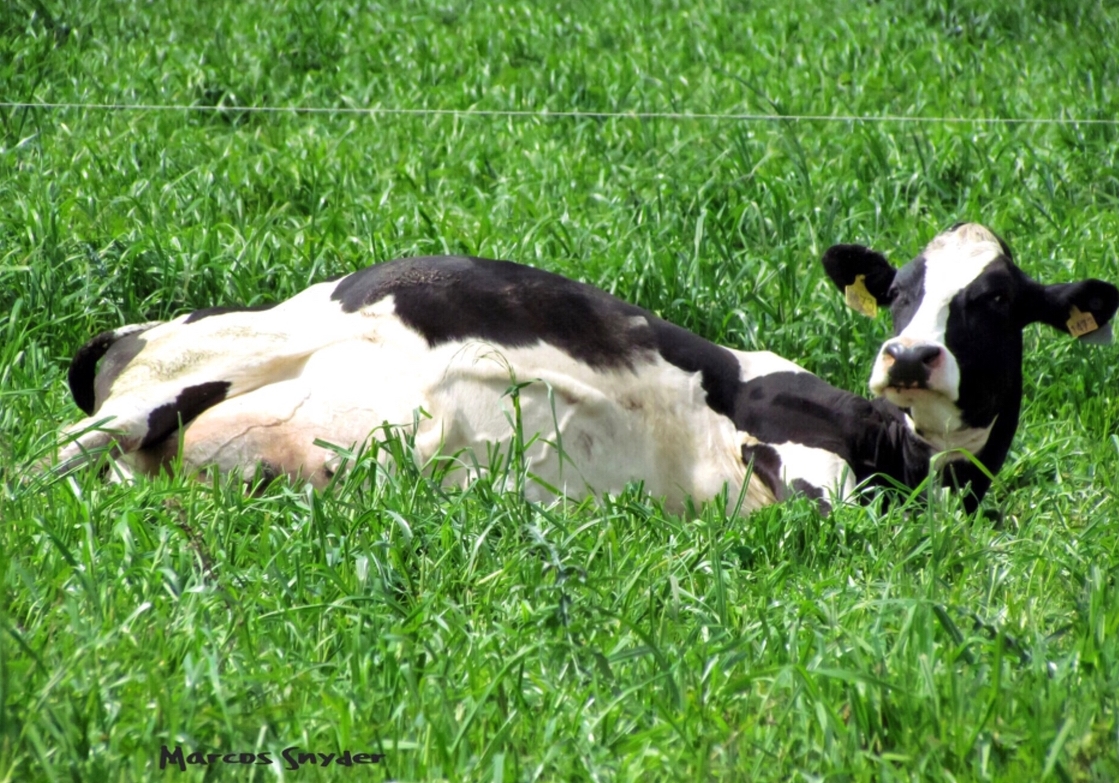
left=883, top=342, right=942, bottom=388
left=869, top=338, right=959, bottom=402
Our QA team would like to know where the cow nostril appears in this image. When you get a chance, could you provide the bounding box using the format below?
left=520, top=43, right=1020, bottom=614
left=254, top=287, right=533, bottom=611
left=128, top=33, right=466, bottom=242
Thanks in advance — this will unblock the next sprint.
left=885, top=343, right=905, bottom=360
left=915, top=346, right=941, bottom=366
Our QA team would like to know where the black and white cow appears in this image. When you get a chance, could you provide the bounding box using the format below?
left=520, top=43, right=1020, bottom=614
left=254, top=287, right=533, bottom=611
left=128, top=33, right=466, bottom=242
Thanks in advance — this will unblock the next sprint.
left=55, top=223, right=1117, bottom=514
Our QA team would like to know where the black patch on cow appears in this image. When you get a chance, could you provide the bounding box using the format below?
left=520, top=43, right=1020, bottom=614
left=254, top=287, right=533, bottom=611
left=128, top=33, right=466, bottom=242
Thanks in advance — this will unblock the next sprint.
left=69, top=326, right=154, bottom=415
left=734, top=372, right=934, bottom=491
left=791, top=478, right=830, bottom=515
left=141, top=381, right=232, bottom=449
left=68, top=329, right=119, bottom=415
left=331, top=256, right=744, bottom=418
left=330, top=256, right=654, bottom=367
left=650, top=319, right=742, bottom=418
left=736, top=372, right=863, bottom=460
left=791, top=478, right=823, bottom=501
left=742, top=443, right=784, bottom=500
left=886, top=256, right=927, bottom=333
left=248, top=461, right=283, bottom=495
left=183, top=303, right=278, bottom=324
left=944, top=264, right=1023, bottom=430
left=903, top=255, right=1031, bottom=511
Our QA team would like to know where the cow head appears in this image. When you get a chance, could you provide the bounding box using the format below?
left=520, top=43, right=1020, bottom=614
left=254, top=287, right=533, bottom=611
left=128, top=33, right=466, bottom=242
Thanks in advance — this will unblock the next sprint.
left=823, top=223, right=1118, bottom=493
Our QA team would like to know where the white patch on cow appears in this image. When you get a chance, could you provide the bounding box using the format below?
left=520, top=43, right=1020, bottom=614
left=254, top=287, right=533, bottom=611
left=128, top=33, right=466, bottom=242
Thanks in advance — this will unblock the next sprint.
left=870, top=223, right=1004, bottom=440
left=886, top=388, right=964, bottom=436
left=737, top=432, right=854, bottom=510
left=360, top=294, right=397, bottom=318
left=729, top=349, right=808, bottom=382
left=913, top=414, right=998, bottom=463
left=113, top=321, right=163, bottom=341
left=899, top=223, right=1004, bottom=347
left=770, top=441, right=857, bottom=505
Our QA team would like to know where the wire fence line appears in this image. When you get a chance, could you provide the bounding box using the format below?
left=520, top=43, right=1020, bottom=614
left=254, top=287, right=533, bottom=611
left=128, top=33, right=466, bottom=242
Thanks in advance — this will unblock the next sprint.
left=2, top=101, right=1118, bottom=126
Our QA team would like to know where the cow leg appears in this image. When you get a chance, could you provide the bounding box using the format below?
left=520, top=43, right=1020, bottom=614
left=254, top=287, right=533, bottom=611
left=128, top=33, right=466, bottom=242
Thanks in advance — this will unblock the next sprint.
left=172, top=379, right=344, bottom=488
left=53, top=280, right=362, bottom=472
left=771, top=442, right=857, bottom=514
left=171, top=337, right=435, bottom=487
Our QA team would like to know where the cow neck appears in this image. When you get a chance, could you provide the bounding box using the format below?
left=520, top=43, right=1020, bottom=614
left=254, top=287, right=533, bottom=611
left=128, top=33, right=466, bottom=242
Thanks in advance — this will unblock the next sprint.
left=907, top=412, right=998, bottom=457
left=889, top=371, right=1024, bottom=506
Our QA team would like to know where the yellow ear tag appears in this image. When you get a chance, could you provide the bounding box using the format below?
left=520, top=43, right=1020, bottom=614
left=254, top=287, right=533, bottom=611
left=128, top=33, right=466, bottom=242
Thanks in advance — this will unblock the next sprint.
left=844, top=275, right=878, bottom=318
left=1067, top=305, right=1099, bottom=338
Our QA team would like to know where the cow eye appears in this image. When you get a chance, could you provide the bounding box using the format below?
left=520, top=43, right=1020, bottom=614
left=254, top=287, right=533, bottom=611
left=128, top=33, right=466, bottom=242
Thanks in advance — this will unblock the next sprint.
left=972, top=290, right=1010, bottom=315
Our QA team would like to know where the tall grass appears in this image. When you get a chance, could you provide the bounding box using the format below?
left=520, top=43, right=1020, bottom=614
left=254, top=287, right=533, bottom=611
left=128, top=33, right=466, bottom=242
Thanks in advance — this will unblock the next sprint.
left=2, top=0, right=1118, bottom=779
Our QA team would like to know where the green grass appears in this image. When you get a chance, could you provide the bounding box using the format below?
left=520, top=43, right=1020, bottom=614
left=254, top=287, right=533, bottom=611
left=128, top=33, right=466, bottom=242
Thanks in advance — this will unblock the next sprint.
left=3, top=0, right=1119, bottom=780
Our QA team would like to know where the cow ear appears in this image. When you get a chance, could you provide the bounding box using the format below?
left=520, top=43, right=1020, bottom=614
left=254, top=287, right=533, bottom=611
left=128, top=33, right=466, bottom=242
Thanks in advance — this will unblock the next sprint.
left=821, top=244, right=897, bottom=304
left=1030, top=279, right=1119, bottom=345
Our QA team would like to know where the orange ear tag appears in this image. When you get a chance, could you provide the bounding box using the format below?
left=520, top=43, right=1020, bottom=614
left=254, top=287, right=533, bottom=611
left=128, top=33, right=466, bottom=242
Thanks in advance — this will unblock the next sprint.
left=844, top=275, right=878, bottom=318
left=1066, top=305, right=1099, bottom=338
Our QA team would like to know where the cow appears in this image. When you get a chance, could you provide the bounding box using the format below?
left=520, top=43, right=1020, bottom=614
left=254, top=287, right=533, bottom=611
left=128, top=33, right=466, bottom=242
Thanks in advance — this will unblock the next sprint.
left=53, top=223, right=1117, bottom=515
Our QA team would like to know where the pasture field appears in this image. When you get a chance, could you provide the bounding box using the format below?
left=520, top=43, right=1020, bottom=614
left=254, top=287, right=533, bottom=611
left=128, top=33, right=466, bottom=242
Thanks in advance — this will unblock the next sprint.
left=3, top=0, right=1119, bottom=779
